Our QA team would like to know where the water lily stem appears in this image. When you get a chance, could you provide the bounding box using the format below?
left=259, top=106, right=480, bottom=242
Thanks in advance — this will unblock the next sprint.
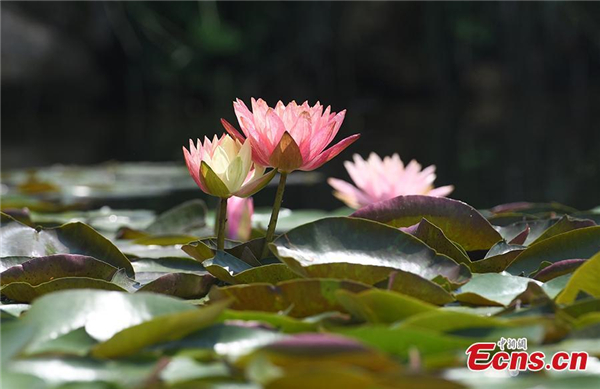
left=217, top=197, right=228, bottom=251
left=261, top=171, right=288, bottom=258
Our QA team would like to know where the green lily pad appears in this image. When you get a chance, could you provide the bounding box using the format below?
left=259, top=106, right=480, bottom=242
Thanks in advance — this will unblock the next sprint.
left=532, top=215, right=596, bottom=244
left=131, top=257, right=207, bottom=275
left=0, top=303, right=30, bottom=318
left=394, top=309, right=511, bottom=333
left=495, top=219, right=559, bottom=246
left=351, top=195, right=502, bottom=251
left=20, top=289, right=217, bottom=354
left=145, top=199, right=207, bottom=234
left=533, top=259, right=585, bottom=282
left=1, top=320, right=36, bottom=364
left=0, top=370, right=46, bottom=389
left=209, top=278, right=371, bottom=318
left=91, top=299, right=229, bottom=358
left=556, top=251, right=600, bottom=304
left=202, top=251, right=253, bottom=283
left=160, top=357, right=231, bottom=385
left=410, top=218, right=471, bottom=266
left=137, top=273, right=215, bottom=299
left=131, top=234, right=199, bottom=246
left=541, top=274, right=572, bottom=299
left=8, top=357, right=157, bottom=387
left=1, top=213, right=134, bottom=277
left=217, top=309, right=319, bottom=333
left=153, top=323, right=285, bottom=359
left=1, top=278, right=127, bottom=303
left=376, top=269, right=455, bottom=305
left=270, top=217, right=471, bottom=287
left=27, top=327, right=98, bottom=357
left=489, top=202, right=578, bottom=215
left=455, top=273, right=542, bottom=306
left=181, top=240, right=218, bottom=261
left=470, top=249, right=525, bottom=273
left=333, top=325, right=472, bottom=360
left=505, top=226, right=600, bottom=276
left=1, top=255, right=118, bottom=287
left=115, top=240, right=194, bottom=259
left=233, top=263, right=301, bottom=284
left=336, top=289, right=436, bottom=323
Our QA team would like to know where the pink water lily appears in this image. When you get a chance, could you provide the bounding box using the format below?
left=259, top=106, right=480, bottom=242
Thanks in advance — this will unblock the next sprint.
left=221, top=98, right=360, bottom=172
left=227, top=196, right=253, bottom=241
left=328, top=153, right=454, bottom=209
left=183, top=134, right=276, bottom=198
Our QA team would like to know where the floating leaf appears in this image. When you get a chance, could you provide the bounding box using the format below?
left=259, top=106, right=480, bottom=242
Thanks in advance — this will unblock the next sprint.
left=160, top=357, right=231, bottom=385
left=145, top=199, right=207, bottom=234
left=455, top=273, right=541, bottom=306
left=91, top=299, right=229, bottom=358
left=1, top=320, right=36, bottom=364
left=334, top=325, right=472, bottom=360
left=131, top=234, right=199, bottom=246
left=209, top=278, right=371, bottom=318
left=1, top=213, right=134, bottom=277
left=180, top=239, right=216, bottom=262
left=202, top=251, right=253, bottom=283
left=336, top=289, right=436, bottom=323
left=541, top=274, right=572, bottom=299
left=8, top=357, right=157, bottom=387
left=233, top=264, right=301, bottom=284
left=532, top=215, right=596, bottom=244
left=495, top=219, right=557, bottom=245
left=470, top=249, right=524, bottom=273
left=395, top=309, right=511, bottom=333
left=218, top=310, right=319, bottom=333
left=556, top=252, right=600, bottom=304
left=131, top=257, right=207, bottom=275
left=1, top=278, right=127, bottom=303
left=351, top=195, right=502, bottom=251
left=376, top=270, right=455, bottom=305
left=27, top=327, right=98, bottom=357
left=137, top=273, right=215, bottom=299
left=115, top=240, right=194, bottom=259
left=508, top=224, right=530, bottom=245
left=505, top=226, right=600, bottom=276
left=533, top=259, right=585, bottom=282
left=153, top=323, right=285, bottom=359
left=409, top=218, right=471, bottom=266
left=270, top=217, right=470, bottom=287
left=20, top=289, right=213, bottom=353
left=489, top=202, right=578, bottom=215
left=563, top=299, right=600, bottom=319
left=1, top=255, right=117, bottom=287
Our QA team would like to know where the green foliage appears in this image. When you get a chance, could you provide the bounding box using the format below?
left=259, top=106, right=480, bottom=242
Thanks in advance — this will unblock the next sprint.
left=1, top=197, right=599, bottom=387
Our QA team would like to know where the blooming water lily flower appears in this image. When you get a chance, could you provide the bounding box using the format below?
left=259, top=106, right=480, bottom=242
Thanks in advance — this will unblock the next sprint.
left=227, top=196, right=253, bottom=241
left=183, top=134, right=276, bottom=198
left=221, top=98, right=360, bottom=172
left=328, top=152, right=454, bottom=209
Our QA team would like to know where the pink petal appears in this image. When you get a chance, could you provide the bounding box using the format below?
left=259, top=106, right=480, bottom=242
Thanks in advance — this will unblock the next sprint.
left=265, top=108, right=287, bottom=146
left=289, top=111, right=313, bottom=159
left=233, top=99, right=255, bottom=138
left=306, top=109, right=346, bottom=160
left=428, top=185, right=454, bottom=197
left=182, top=145, right=208, bottom=192
left=227, top=196, right=253, bottom=241
left=327, top=177, right=372, bottom=209
left=306, top=122, right=336, bottom=160
left=299, top=133, right=360, bottom=171
left=221, top=118, right=246, bottom=143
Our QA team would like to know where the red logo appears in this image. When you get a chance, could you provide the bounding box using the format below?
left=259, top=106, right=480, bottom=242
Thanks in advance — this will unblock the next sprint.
left=466, top=338, right=588, bottom=372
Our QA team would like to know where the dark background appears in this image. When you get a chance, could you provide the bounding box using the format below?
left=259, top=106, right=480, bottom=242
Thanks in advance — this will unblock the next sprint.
left=2, top=1, right=600, bottom=210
